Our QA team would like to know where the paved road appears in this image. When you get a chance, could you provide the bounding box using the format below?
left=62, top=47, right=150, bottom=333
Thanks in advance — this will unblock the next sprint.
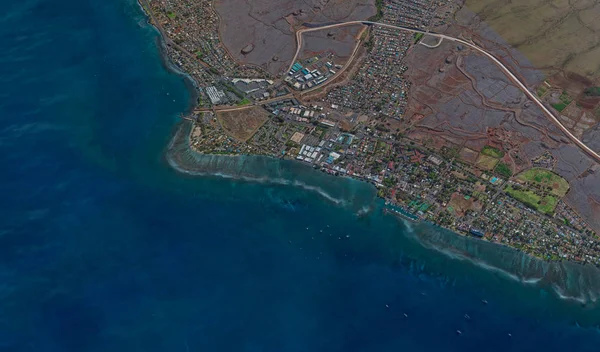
left=288, top=20, right=600, bottom=163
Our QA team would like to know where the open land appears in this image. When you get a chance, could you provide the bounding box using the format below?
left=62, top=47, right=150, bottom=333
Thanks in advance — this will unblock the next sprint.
left=214, top=0, right=376, bottom=75
left=464, top=0, right=600, bottom=80
left=299, top=24, right=365, bottom=61
left=145, top=0, right=600, bottom=265
left=218, top=106, right=270, bottom=141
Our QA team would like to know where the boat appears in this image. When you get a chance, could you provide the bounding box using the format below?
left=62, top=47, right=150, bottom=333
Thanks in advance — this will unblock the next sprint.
left=403, top=313, right=408, bottom=318
left=481, top=299, right=488, bottom=305
left=464, top=314, right=471, bottom=321
left=383, top=203, right=420, bottom=222
left=456, top=330, right=462, bottom=335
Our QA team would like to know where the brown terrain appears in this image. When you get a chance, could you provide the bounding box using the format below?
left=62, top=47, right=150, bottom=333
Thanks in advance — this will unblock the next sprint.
left=214, top=0, right=375, bottom=75
left=399, top=2, right=600, bottom=230
left=217, top=107, right=270, bottom=141
left=299, top=24, right=365, bottom=62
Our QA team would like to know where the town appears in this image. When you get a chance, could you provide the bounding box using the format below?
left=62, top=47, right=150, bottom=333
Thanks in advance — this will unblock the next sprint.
left=145, top=0, right=600, bottom=266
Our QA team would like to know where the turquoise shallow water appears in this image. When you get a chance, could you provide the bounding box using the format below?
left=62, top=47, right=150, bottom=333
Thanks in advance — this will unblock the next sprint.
left=2, top=0, right=600, bottom=350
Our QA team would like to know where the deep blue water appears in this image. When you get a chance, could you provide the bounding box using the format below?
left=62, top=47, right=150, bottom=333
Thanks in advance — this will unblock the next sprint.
left=2, top=0, right=600, bottom=351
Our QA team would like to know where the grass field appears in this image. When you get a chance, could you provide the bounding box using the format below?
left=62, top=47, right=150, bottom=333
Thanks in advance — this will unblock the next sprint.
left=237, top=98, right=251, bottom=106
left=584, top=87, right=600, bottom=96
left=414, top=33, right=424, bottom=43
left=464, top=0, right=600, bottom=79
left=475, top=154, right=499, bottom=170
left=481, top=145, right=504, bottom=158
left=505, top=185, right=558, bottom=215
left=515, top=168, right=569, bottom=197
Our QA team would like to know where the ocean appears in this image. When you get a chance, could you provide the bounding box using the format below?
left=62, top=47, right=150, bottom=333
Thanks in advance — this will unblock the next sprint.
left=2, top=0, right=600, bottom=351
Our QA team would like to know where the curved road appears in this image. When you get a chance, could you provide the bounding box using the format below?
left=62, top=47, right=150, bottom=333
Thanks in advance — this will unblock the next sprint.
left=288, top=21, right=600, bottom=163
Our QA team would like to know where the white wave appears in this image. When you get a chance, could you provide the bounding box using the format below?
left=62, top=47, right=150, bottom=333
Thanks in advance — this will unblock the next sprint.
left=521, top=277, right=543, bottom=285
left=291, top=180, right=347, bottom=205
left=402, top=218, right=414, bottom=233
left=552, top=284, right=587, bottom=304
left=416, top=237, right=546, bottom=285
left=356, top=205, right=371, bottom=216
left=167, top=155, right=347, bottom=205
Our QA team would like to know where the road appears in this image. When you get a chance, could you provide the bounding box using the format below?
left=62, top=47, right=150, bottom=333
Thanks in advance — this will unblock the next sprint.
left=287, top=20, right=600, bottom=163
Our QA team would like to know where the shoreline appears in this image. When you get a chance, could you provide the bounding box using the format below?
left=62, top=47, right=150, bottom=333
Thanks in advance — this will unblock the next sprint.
left=167, top=119, right=600, bottom=306
left=137, top=0, right=600, bottom=304
left=137, top=0, right=199, bottom=115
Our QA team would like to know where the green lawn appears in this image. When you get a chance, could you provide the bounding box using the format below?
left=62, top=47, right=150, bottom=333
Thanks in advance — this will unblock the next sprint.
left=494, top=162, right=512, bottom=178
left=505, top=186, right=558, bottom=215
left=167, top=11, right=176, bottom=19
left=551, top=102, right=568, bottom=112
left=552, top=91, right=572, bottom=112
left=481, top=145, right=504, bottom=158
left=515, top=168, right=569, bottom=197
left=414, top=33, right=424, bottom=43
left=236, top=98, right=251, bottom=106
left=584, top=87, right=600, bottom=96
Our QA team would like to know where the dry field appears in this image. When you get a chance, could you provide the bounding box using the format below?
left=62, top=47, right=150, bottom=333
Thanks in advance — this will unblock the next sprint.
left=463, top=0, right=600, bottom=80
left=215, top=0, right=375, bottom=75
left=217, top=107, right=270, bottom=142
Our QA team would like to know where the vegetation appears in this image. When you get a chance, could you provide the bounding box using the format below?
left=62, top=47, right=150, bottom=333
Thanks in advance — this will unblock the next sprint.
left=515, top=168, right=569, bottom=197
left=494, top=162, right=512, bottom=178
left=505, top=186, right=558, bottom=215
left=237, top=98, right=251, bottom=106
left=481, top=145, right=504, bottom=158
left=414, top=33, right=424, bottom=43
left=383, top=177, right=396, bottom=187
left=536, top=85, right=548, bottom=97
left=223, top=82, right=244, bottom=99
left=285, top=140, right=299, bottom=148
left=584, top=87, right=600, bottom=96
left=195, top=50, right=203, bottom=59
left=166, top=11, right=176, bottom=19
left=552, top=91, right=572, bottom=112
left=551, top=102, right=568, bottom=112
left=363, top=37, right=374, bottom=51
left=368, top=0, right=384, bottom=21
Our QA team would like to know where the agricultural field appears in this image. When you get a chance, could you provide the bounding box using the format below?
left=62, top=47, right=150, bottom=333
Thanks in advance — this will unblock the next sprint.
left=515, top=168, right=570, bottom=197
left=505, top=185, right=558, bottom=215
left=217, top=107, right=270, bottom=142
left=551, top=91, right=573, bottom=113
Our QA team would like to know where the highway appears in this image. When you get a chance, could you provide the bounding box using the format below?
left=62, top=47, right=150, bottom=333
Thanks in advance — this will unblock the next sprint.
left=288, top=20, right=600, bottom=163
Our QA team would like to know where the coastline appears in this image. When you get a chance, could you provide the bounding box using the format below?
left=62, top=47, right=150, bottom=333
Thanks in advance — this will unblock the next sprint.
left=139, top=0, right=600, bottom=304
left=168, top=119, right=600, bottom=306
left=136, top=0, right=199, bottom=115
